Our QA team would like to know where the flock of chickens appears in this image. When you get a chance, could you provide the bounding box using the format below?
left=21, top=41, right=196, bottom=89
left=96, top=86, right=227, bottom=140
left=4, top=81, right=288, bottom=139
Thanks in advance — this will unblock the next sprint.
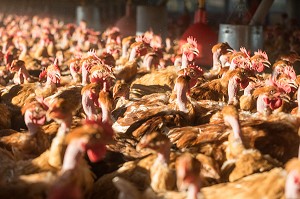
left=1, top=13, right=300, bottom=199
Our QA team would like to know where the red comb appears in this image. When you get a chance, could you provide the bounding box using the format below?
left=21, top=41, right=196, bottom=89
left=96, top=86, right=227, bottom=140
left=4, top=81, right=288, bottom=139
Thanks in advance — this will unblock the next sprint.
left=240, top=47, right=250, bottom=58
left=187, top=36, right=198, bottom=48
left=254, top=50, right=268, bottom=60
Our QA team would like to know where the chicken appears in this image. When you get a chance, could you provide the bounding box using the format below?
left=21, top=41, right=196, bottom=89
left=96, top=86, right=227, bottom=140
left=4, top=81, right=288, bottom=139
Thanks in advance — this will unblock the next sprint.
left=227, top=47, right=251, bottom=71
left=272, top=59, right=296, bottom=80
left=176, top=153, right=203, bottom=199
left=116, top=36, right=136, bottom=66
left=129, top=36, right=200, bottom=97
left=90, top=153, right=155, bottom=199
left=112, top=176, right=156, bottom=199
left=45, top=85, right=82, bottom=168
left=9, top=59, right=35, bottom=84
left=239, top=80, right=257, bottom=111
left=47, top=119, right=114, bottom=199
left=204, top=42, right=232, bottom=79
left=201, top=167, right=286, bottom=199
left=0, top=118, right=114, bottom=199
left=89, top=65, right=115, bottom=123
left=1, top=83, right=39, bottom=130
left=112, top=79, right=130, bottom=110
left=98, top=83, right=114, bottom=123
left=37, top=58, right=61, bottom=97
left=0, top=99, right=50, bottom=159
left=99, top=51, right=117, bottom=67
left=252, top=85, right=289, bottom=115
left=113, top=66, right=204, bottom=135
left=285, top=156, right=300, bottom=199
left=221, top=105, right=284, bottom=182
left=17, top=41, right=41, bottom=71
left=112, top=92, right=185, bottom=135
left=130, top=67, right=177, bottom=98
left=140, top=51, right=161, bottom=72
left=46, top=85, right=82, bottom=130
left=179, top=36, right=199, bottom=69
left=69, top=56, right=82, bottom=84
left=81, top=82, right=102, bottom=120
left=0, top=146, right=56, bottom=184
left=78, top=50, right=98, bottom=85
left=277, top=51, right=300, bottom=64
left=113, top=36, right=150, bottom=82
left=191, top=68, right=250, bottom=105
left=136, top=131, right=176, bottom=192
left=250, top=49, right=271, bottom=73
left=31, top=37, right=49, bottom=60
left=0, top=103, right=12, bottom=129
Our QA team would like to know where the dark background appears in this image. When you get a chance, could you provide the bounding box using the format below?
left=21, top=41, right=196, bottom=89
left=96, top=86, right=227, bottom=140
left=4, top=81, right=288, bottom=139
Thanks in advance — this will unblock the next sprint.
left=0, top=0, right=298, bottom=33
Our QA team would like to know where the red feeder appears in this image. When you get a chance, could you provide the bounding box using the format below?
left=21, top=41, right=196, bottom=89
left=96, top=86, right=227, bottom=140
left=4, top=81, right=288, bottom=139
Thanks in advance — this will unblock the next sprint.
left=180, top=0, right=217, bottom=67
left=115, top=0, right=136, bottom=38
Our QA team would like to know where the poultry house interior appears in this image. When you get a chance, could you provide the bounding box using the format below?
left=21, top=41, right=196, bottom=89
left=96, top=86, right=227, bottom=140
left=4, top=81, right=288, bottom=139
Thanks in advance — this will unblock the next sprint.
left=0, top=0, right=300, bottom=198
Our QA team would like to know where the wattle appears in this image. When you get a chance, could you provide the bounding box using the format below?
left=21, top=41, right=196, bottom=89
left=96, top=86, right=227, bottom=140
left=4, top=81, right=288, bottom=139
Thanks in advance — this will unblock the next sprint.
left=269, top=98, right=282, bottom=110
left=87, top=143, right=107, bottom=162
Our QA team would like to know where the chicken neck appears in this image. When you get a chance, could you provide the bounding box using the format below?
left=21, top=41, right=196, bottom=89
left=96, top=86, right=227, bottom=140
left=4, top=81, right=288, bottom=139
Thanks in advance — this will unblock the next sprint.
left=229, top=57, right=242, bottom=71
left=187, top=182, right=201, bottom=199
left=48, top=115, right=72, bottom=168
left=82, top=90, right=99, bottom=120
left=220, top=53, right=229, bottom=68
left=121, top=42, right=130, bottom=58
left=257, top=94, right=269, bottom=115
left=154, top=141, right=171, bottom=166
left=70, top=62, right=81, bottom=83
left=81, top=61, right=90, bottom=85
left=62, top=138, right=86, bottom=172
left=99, top=90, right=113, bottom=123
left=285, top=169, right=300, bottom=199
left=181, top=53, right=189, bottom=69
left=143, top=53, right=158, bottom=71
left=14, top=68, right=25, bottom=84
left=243, top=82, right=255, bottom=96
left=227, top=76, right=240, bottom=106
left=175, top=76, right=190, bottom=113
left=211, top=49, right=222, bottom=71
left=223, top=115, right=242, bottom=142
left=24, top=108, right=46, bottom=136
left=18, top=44, right=27, bottom=60
left=129, top=46, right=137, bottom=62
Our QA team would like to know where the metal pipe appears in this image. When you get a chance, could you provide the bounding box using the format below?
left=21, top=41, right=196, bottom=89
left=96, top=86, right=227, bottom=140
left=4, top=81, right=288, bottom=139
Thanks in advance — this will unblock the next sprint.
left=249, top=0, right=274, bottom=25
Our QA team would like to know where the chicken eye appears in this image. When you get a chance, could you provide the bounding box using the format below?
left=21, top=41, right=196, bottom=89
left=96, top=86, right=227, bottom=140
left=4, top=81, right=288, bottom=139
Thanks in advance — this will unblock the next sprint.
left=189, top=71, right=195, bottom=77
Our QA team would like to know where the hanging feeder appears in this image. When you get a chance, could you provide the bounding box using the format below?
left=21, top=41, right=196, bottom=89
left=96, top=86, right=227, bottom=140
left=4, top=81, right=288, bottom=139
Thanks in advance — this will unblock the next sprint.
left=218, top=0, right=274, bottom=52
left=179, top=0, right=218, bottom=67
left=115, top=0, right=136, bottom=38
left=136, top=2, right=168, bottom=39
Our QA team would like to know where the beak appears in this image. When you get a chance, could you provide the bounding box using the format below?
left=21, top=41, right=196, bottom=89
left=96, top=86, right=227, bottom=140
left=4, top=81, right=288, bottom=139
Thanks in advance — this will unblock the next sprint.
left=193, top=48, right=199, bottom=56
left=248, top=76, right=258, bottom=82
left=263, top=60, right=271, bottom=67
left=279, top=93, right=291, bottom=102
left=288, top=79, right=298, bottom=89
